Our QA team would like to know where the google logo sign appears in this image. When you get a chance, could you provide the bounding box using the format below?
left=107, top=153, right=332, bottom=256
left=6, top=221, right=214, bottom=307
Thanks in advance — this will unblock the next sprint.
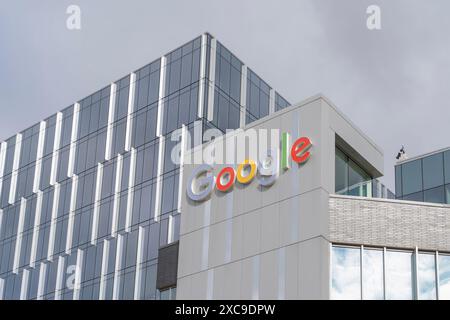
left=186, top=133, right=312, bottom=202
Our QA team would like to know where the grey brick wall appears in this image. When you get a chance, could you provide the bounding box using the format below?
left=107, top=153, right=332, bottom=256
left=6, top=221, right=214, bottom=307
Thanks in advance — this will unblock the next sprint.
left=329, top=195, right=450, bottom=252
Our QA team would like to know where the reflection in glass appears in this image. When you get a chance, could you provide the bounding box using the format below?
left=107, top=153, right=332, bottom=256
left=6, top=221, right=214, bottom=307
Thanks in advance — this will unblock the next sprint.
left=445, top=184, right=450, bottom=204
left=423, top=186, right=445, bottom=204
left=422, top=153, right=444, bottom=190
left=335, top=148, right=348, bottom=193
left=335, top=147, right=372, bottom=197
left=401, top=160, right=423, bottom=196
left=445, top=151, right=450, bottom=184
left=395, top=165, right=402, bottom=198
left=417, top=253, right=437, bottom=300
left=362, top=249, right=384, bottom=300
left=385, top=250, right=414, bottom=300
left=331, top=246, right=361, bottom=300
left=403, top=191, right=423, bottom=202
left=348, top=160, right=371, bottom=197
left=439, top=255, right=450, bottom=300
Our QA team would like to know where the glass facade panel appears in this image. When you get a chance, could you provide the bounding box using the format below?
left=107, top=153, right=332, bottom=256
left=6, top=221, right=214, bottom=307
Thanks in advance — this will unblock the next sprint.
left=402, top=191, right=423, bottom=202
left=335, top=147, right=372, bottom=197
left=401, top=159, right=423, bottom=196
left=422, top=153, right=444, bottom=190
left=417, top=252, right=437, bottom=300
left=395, top=165, right=402, bottom=198
left=446, top=184, right=450, bottom=204
left=423, top=185, right=445, bottom=204
left=331, top=245, right=450, bottom=300
left=335, top=148, right=348, bottom=194
left=385, top=250, right=414, bottom=300
left=362, top=248, right=384, bottom=300
left=0, top=34, right=289, bottom=300
left=439, top=254, right=450, bottom=300
left=331, top=246, right=361, bottom=300
left=444, top=150, right=450, bottom=184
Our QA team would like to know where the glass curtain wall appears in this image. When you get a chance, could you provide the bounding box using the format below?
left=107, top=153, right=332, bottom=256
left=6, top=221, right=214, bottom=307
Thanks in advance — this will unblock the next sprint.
left=0, top=34, right=290, bottom=300
left=332, top=244, right=448, bottom=300
left=396, top=149, right=450, bottom=204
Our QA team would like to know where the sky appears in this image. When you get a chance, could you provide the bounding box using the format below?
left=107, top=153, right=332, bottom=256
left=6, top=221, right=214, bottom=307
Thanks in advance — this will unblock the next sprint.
left=1, top=0, right=450, bottom=190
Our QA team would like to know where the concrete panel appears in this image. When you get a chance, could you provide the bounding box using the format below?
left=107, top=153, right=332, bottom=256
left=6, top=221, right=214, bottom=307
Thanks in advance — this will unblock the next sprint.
left=298, top=237, right=330, bottom=299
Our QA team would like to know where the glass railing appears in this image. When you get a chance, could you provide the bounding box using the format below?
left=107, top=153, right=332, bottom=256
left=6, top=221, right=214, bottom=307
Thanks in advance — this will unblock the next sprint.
left=336, top=179, right=395, bottom=199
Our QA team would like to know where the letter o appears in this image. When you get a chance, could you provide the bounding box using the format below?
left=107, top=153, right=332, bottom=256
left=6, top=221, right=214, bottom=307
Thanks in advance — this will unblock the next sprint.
left=236, top=159, right=256, bottom=184
left=216, top=167, right=235, bottom=192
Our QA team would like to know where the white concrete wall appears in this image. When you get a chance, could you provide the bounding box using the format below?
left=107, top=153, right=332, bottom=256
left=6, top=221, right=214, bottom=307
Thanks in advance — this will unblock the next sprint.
left=177, top=94, right=384, bottom=299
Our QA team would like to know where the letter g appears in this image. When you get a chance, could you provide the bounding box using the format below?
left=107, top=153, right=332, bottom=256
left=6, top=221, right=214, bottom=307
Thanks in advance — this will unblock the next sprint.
left=187, top=164, right=215, bottom=202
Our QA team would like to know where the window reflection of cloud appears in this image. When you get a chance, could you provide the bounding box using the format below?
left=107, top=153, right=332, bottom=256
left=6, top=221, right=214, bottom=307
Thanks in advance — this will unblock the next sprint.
left=385, top=251, right=413, bottom=300
left=439, top=255, right=450, bottom=300
left=331, top=247, right=361, bottom=300
left=418, top=253, right=436, bottom=300
left=363, top=250, right=384, bottom=300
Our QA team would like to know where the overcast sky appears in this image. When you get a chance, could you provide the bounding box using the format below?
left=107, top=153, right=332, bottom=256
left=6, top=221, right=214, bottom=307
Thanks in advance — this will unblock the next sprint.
left=1, top=0, right=449, bottom=190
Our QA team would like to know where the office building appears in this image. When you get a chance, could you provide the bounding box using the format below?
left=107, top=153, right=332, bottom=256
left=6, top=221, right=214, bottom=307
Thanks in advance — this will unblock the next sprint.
left=0, top=33, right=289, bottom=300
left=1, top=33, right=449, bottom=300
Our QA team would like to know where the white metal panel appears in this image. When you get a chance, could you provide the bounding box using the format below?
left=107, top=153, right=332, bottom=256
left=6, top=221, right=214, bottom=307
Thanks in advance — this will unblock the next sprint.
left=239, top=65, right=247, bottom=128
left=29, top=190, right=43, bottom=268
left=47, top=183, right=61, bottom=261
left=33, top=121, right=46, bottom=193
left=54, top=255, right=65, bottom=300
left=156, top=56, right=167, bottom=137
left=111, top=154, right=123, bottom=237
left=65, top=175, right=79, bottom=255
left=133, top=226, right=145, bottom=300
left=99, top=239, right=110, bottom=300
left=50, top=112, right=63, bottom=185
left=125, top=73, right=136, bottom=152
left=73, top=249, right=84, bottom=300
left=153, top=136, right=165, bottom=222
left=197, top=33, right=208, bottom=118
left=125, top=148, right=137, bottom=233
left=36, top=262, right=47, bottom=300
left=67, top=103, right=80, bottom=177
left=105, top=83, right=117, bottom=161
left=13, top=197, right=27, bottom=274
left=207, top=38, right=217, bottom=122
left=91, top=163, right=104, bottom=245
left=9, top=133, right=22, bottom=204
left=20, top=269, right=30, bottom=300
left=112, top=234, right=124, bottom=300
left=0, top=141, right=8, bottom=197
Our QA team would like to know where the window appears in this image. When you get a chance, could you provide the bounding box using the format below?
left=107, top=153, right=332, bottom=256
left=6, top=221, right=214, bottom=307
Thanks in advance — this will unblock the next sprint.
left=422, top=153, right=444, bottom=190
left=439, top=254, right=450, bottom=300
left=403, top=191, right=423, bottom=202
left=401, top=160, right=422, bottom=196
left=335, top=147, right=372, bottom=197
left=385, top=250, right=414, bottom=300
left=395, top=165, right=402, bottom=198
left=446, top=184, right=450, bottom=204
left=417, top=252, right=437, bottom=300
left=331, top=246, right=361, bottom=300
left=362, top=249, right=384, bottom=300
left=348, top=159, right=371, bottom=197
left=444, top=150, right=450, bottom=184
left=335, top=148, right=348, bottom=194
left=424, top=185, right=445, bottom=204
left=159, top=286, right=177, bottom=300
left=331, top=245, right=449, bottom=300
